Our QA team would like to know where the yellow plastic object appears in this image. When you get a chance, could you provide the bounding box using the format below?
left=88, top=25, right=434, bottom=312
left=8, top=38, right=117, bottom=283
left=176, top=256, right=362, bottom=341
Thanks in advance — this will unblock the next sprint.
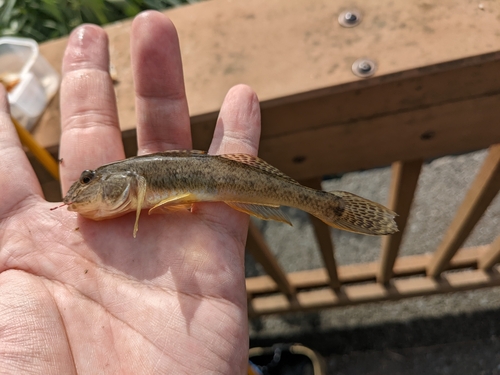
left=11, top=116, right=59, bottom=181
left=248, top=362, right=262, bottom=375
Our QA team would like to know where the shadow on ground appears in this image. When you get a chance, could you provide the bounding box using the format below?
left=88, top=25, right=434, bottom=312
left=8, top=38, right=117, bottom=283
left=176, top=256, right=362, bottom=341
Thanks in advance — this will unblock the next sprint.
left=250, top=307, right=500, bottom=374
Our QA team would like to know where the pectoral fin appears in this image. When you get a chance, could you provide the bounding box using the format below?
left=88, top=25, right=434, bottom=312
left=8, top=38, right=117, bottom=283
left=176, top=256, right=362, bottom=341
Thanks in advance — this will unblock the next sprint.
left=148, top=193, right=194, bottom=215
left=225, top=202, right=292, bottom=225
left=133, top=176, right=147, bottom=238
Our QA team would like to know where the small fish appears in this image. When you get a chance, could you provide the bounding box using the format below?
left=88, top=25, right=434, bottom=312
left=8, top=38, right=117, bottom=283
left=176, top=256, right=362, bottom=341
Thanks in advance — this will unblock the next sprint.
left=60, top=150, right=398, bottom=237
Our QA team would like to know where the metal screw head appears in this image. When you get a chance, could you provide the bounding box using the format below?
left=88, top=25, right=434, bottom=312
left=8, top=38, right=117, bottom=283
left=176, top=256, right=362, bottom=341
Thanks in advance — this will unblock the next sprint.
left=338, top=9, right=362, bottom=27
left=352, top=58, right=377, bottom=78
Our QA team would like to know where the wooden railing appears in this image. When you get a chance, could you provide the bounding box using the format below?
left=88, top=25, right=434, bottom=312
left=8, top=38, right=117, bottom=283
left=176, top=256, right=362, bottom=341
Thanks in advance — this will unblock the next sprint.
left=246, top=145, right=500, bottom=316
left=32, top=0, right=500, bottom=316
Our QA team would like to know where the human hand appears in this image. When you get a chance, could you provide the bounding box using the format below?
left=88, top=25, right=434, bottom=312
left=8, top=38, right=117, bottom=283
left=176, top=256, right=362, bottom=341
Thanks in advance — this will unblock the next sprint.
left=0, top=11, right=260, bottom=374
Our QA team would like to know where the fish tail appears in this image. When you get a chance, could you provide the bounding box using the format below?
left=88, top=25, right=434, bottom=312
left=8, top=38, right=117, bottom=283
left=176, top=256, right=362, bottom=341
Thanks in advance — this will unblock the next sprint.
left=319, top=191, right=398, bottom=235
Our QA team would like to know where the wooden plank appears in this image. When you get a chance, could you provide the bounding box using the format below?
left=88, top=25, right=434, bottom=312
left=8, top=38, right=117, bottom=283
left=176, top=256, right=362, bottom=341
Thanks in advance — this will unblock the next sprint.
left=36, top=90, right=500, bottom=197
left=258, top=93, right=500, bottom=180
left=246, top=222, right=298, bottom=305
left=257, top=57, right=500, bottom=140
left=246, top=246, right=487, bottom=295
left=301, top=178, right=340, bottom=290
left=427, top=144, right=500, bottom=277
left=378, top=160, right=423, bottom=284
left=247, top=293, right=256, bottom=317
left=35, top=0, right=500, bottom=143
left=478, top=235, right=500, bottom=271
left=34, top=0, right=500, bottom=151
left=250, top=267, right=500, bottom=316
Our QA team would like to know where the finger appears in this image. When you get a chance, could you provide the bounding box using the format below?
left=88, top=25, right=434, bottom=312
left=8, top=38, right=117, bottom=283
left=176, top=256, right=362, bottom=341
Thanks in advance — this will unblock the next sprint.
left=208, top=84, right=261, bottom=156
left=59, top=25, right=124, bottom=194
left=0, top=86, right=42, bottom=215
left=131, top=11, right=191, bottom=154
left=197, top=84, right=260, bottom=243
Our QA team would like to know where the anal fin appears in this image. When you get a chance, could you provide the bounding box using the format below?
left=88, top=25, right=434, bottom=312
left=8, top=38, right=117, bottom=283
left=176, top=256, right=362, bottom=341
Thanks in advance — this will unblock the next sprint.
left=226, top=202, right=292, bottom=225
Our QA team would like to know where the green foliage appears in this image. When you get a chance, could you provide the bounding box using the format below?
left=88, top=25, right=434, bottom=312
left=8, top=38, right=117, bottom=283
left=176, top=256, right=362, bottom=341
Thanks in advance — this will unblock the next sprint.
left=0, top=0, right=197, bottom=42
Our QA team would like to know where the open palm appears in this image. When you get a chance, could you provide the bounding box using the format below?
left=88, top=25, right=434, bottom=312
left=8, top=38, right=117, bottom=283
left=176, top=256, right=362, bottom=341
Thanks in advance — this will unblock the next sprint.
left=0, top=12, right=260, bottom=374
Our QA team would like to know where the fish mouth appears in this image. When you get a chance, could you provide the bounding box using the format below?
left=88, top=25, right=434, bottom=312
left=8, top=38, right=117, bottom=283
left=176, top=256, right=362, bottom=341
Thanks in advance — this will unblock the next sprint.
left=65, top=193, right=133, bottom=219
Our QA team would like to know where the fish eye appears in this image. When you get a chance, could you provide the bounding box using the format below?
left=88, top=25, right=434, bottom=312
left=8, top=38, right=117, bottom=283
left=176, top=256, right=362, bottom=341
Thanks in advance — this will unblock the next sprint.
left=79, top=170, right=96, bottom=184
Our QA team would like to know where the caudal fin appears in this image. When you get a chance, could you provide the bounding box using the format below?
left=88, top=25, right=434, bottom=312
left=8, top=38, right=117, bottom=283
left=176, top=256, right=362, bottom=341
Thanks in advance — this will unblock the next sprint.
left=326, top=191, right=398, bottom=235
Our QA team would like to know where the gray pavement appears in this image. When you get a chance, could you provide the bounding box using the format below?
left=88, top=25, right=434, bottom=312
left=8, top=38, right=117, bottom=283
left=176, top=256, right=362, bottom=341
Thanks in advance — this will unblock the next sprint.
left=247, top=149, right=500, bottom=374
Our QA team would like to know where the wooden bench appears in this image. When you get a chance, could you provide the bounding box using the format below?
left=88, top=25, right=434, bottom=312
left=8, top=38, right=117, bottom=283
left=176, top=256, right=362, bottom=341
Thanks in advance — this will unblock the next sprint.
left=32, top=0, right=500, bottom=315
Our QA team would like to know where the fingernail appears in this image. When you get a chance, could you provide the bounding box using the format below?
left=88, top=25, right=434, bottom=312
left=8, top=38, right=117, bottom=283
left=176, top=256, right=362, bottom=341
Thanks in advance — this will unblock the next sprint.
left=63, top=25, right=108, bottom=73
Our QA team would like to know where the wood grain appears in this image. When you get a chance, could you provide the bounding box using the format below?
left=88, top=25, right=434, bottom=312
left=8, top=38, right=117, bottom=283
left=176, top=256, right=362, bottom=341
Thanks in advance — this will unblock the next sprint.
left=427, top=144, right=500, bottom=277
left=378, top=160, right=423, bottom=284
left=246, top=245, right=487, bottom=295
left=250, top=267, right=500, bottom=316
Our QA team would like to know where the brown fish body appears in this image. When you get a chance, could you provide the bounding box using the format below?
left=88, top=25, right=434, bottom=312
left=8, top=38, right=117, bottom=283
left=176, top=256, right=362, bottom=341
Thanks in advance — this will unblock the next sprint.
left=63, top=151, right=398, bottom=237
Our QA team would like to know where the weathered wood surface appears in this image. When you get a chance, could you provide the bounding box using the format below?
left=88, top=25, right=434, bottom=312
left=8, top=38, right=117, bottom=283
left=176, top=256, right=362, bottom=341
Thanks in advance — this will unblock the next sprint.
left=34, top=0, right=500, bottom=186
left=378, top=160, right=423, bottom=284
left=247, top=245, right=500, bottom=316
left=250, top=266, right=500, bottom=316
left=427, top=144, right=500, bottom=277
left=246, top=245, right=487, bottom=296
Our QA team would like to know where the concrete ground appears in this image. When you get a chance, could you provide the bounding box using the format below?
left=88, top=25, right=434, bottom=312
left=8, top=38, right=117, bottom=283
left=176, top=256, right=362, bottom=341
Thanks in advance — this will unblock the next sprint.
left=247, top=149, right=500, bottom=374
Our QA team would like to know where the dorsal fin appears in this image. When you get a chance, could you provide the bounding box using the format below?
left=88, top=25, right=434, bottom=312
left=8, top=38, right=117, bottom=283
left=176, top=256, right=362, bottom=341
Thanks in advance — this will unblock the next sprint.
left=219, top=154, right=300, bottom=185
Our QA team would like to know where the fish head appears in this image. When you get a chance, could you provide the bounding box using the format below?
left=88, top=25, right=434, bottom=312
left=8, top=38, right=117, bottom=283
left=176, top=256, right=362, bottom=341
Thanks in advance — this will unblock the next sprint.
left=63, top=169, right=136, bottom=219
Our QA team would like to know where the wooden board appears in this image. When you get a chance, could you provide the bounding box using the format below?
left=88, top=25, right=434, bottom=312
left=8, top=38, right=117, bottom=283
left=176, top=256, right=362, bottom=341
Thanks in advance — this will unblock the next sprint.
left=246, top=245, right=487, bottom=295
left=378, top=160, right=423, bottom=283
left=33, top=0, right=500, bottom=173
left=249, top=266, right=500, bottom=316
left=427, top=144, right=500, bottom=277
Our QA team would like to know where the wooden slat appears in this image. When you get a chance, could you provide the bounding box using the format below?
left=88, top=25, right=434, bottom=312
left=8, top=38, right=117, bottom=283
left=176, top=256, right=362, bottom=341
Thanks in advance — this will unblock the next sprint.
left=258, top=94, right=500, bottom=181
left=478, top=235, right=500, bottom=271
left=378, top=160, right=423, bottom=284
left=247, top=293, right=256, bottom=317
left=250, top=266, right=500, bottom=316
left=246, top=222, right=298, bottom=305
left=301, top=178, right=341, bottom=290
left=427, top=144, right=500, bottom=277
left=246, top=245, right=487, bottom=295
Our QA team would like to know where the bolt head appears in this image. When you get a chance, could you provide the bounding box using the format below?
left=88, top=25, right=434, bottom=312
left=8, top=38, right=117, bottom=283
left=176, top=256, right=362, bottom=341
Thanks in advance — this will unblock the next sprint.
left=344, top=12, right=357, bottom=22
left=338, top=9, right=362, bottom=27
left=352, top=58, right=377, bottom=78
